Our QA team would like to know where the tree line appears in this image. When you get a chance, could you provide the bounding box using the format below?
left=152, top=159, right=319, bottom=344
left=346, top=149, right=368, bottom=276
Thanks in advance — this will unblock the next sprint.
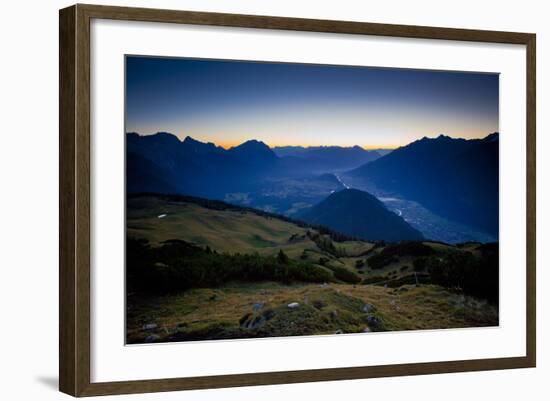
left=127, top=237, right=333, bottom=294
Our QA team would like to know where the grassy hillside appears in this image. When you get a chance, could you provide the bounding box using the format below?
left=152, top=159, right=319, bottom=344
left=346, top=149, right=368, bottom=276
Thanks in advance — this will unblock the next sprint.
left=127, top=282, right=498, bottom=343
left=127, top=195, right=374, bottom=262
left=126, top=194, right=498, bottom=343
left=128, top=196, right=315, bottom=255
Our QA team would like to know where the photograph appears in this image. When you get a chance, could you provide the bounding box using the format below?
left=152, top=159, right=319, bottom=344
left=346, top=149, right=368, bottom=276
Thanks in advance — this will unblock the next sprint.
left=125, top=55, right=500, bottom=344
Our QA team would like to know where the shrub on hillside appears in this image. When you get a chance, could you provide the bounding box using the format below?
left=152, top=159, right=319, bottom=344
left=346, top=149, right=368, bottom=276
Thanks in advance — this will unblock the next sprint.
left=367, top=252, right=398, bottom=269
left=318, top=257, right=329, bottom=266
left=413, top=257, right=428, bottom=272
left=326, top=265, right=362, bottom=284
left=427, top=245, right=498, bottom=304
left=368, top=241, right=435, bottom=270
left=127, top=237, right=333, bottom=294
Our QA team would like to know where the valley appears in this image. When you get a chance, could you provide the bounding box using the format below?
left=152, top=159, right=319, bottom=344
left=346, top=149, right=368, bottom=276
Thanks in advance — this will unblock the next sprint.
left=127, top=132, right=499, bottom=244
left=342, top=176, right=498, bottom=244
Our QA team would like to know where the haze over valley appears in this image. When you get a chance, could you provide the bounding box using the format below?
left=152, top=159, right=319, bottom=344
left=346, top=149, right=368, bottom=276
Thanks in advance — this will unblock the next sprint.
left=127, top=131, right=498, bottom=244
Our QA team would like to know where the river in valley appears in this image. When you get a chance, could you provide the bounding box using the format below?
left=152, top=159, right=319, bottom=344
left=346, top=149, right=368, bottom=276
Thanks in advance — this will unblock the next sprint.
left=337, top=175, right=497, bottom=244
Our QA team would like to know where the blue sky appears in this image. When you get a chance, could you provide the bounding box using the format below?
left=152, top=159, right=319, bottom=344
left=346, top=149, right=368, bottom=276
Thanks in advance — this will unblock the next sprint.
left=126, top=56, right=499, bottom=149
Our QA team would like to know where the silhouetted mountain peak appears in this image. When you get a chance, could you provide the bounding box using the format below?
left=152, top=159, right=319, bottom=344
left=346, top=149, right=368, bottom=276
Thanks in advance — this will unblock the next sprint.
left=483, top=132, right=499, bottom=143
left=347, top=133, right=499, bottom=236
left=322, top=188, right=390, bottom=211
left=143, top=132, right=182, bottom=146
left=182, top=135, right=201, bottom=145
left=230, top=140, right=277, bottom=160
left=233, top=139, right=270, bottom=149
left=298, top=188, right=423, bottom=242
left=153, top=131, right=180, bottom=140
left=182, top=136, right=224, bottom=154
left=272, top=144, right=382, bottom=173
left=414, top=134, right=463, bottom=145
left=329, top=188, right=376, bottom=201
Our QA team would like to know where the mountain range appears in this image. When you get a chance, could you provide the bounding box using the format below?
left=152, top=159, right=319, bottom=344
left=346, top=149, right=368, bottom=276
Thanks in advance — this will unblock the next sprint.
left=127, top=132, right=378, bottom=199
left=272, top=145, right=382, bottom=172
left=127, top=132, right=278, bottom=199
left=127, top=131, right=499, bottom=242
left=346, top=133, right=499, bottom=236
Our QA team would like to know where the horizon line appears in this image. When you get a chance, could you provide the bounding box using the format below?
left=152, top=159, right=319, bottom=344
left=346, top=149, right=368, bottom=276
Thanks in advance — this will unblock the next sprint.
left=128, top=131, right=497, bottom=151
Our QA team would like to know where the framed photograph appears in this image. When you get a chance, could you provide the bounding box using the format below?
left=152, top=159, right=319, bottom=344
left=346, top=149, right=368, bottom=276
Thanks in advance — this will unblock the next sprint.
left=59, top=4, right=536, bottom=397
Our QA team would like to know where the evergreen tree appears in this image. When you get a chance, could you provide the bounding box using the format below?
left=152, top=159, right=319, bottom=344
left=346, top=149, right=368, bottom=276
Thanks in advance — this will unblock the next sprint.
left=277, top=249, right=289, bottom=264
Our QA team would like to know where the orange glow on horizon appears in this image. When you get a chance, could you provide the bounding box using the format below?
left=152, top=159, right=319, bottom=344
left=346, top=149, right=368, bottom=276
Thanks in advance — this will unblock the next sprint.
left=172, top=130, right=492, bottom=151
left=175, top=133, right=400, bottom=150
left=215, top=142, right=399, bottom=150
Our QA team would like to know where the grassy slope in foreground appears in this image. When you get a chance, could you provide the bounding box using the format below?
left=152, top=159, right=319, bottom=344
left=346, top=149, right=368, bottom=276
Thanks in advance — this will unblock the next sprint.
left=126, top=194, right=498, bottom=343
left=127, top=282, right=498, bottom=343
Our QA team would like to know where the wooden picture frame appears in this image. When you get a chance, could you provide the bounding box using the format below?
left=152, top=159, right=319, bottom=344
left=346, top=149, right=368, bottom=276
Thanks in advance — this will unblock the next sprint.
left=59, top=3, right=536, bottom=397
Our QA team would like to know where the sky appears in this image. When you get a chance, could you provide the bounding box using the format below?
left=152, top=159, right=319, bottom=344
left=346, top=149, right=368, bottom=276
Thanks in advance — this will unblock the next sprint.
left=125, top=56, right=499, bottom=149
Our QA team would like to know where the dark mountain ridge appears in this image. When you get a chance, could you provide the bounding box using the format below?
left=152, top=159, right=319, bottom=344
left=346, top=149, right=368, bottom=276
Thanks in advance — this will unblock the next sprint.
left=127, top=132, right=499, bottom=239
left=228, top=139, right=278, bottom=163
left=347, top=133, right=499, bottom=236
left=182, top=135, right=225, bottom=155
left=127, top=132, right=376, bottom=201
left=273, top=145, right=382, bottom=172
left=127, top=132, right=277, bottom=199
left=298, top=188, right=424, bottom=242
